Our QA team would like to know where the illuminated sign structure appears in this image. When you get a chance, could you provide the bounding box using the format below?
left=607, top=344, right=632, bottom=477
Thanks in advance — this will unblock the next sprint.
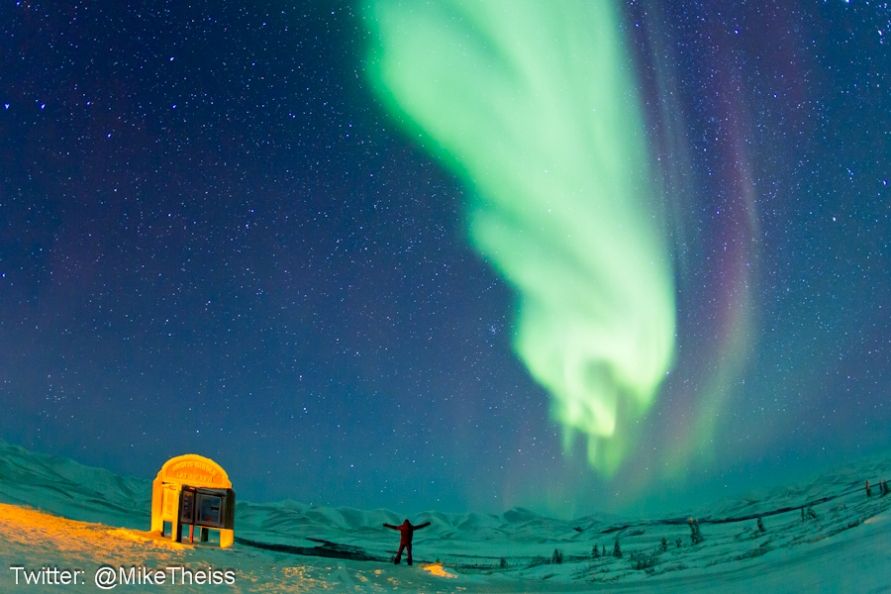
left=150, top=454, right=235, bottom=548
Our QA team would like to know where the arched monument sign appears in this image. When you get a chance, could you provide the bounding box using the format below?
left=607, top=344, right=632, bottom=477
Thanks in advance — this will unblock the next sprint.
left=150, top=454, right=235, bottom=548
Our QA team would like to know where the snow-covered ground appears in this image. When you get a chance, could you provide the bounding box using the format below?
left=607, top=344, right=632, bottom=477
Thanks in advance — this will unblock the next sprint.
left=1, top=440, right=890, bottom=592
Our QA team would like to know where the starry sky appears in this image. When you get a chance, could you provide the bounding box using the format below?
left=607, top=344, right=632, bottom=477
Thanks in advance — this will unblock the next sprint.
left=1, top=0, right=889, bottom=518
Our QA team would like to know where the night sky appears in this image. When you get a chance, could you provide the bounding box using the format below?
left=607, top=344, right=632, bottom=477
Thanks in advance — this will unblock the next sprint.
left=1, top=1, right=889, bottom=518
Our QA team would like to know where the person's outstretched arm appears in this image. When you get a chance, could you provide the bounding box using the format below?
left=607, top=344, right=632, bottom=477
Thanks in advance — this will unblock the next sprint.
left=383, top=523, right=398, bottom=530
left=414, top=521, right=431, bottom=530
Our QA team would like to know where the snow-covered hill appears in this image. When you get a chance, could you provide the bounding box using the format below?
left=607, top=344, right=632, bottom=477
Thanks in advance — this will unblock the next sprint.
left=1, top=440, right=890, bottom=592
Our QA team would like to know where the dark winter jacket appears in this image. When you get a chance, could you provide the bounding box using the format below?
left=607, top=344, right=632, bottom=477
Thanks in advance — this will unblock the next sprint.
left=383, top=519, right=430, bottom=546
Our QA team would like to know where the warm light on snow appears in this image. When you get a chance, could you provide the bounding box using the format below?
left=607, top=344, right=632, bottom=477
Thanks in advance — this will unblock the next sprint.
left=421, top=562, right=456, bottom=578
left=0, top=503, right=187, bottom=564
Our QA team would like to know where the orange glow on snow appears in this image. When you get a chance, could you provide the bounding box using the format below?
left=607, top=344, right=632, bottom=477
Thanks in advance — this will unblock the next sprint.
left=421, top=562, right=456, bottom=578
left=0, top=502, right=187, bottom=564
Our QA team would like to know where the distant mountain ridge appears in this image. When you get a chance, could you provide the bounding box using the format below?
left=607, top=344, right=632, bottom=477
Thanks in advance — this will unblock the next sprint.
left=0, top=440, right=149, bottom=528
left=0, top=439, right=602, bottom=543
left=3, top=438, right=891, bottom=540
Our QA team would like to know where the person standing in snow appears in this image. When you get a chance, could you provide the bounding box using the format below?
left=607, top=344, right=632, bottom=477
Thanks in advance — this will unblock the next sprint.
left=687, top=517, right=703, bottom=544
left=383, top=519, right=430, bottom=565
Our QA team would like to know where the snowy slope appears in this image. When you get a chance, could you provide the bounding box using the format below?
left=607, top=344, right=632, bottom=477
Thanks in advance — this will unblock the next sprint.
left=1, top=440, right=890, bottom=592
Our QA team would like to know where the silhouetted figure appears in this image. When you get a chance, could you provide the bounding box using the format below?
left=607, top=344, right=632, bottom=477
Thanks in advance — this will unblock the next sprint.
left=757, top=516, right=765, bottom=533
left=866, top=480, right=872, bottom=497
left=881, top=480, right=889, bottom=497
left=383, top=519, right=430, bottom=565
left=687, top=517, right=703, bottom=545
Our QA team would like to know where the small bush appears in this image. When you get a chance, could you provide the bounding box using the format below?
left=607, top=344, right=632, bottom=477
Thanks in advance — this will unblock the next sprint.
left=629, top=551, right=658, bottom=571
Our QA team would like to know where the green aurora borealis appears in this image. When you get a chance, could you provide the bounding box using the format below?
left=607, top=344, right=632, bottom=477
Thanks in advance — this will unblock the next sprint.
left=365, top=0, right=676, bottom=475
left=2, top=0, right=890, bottom=517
